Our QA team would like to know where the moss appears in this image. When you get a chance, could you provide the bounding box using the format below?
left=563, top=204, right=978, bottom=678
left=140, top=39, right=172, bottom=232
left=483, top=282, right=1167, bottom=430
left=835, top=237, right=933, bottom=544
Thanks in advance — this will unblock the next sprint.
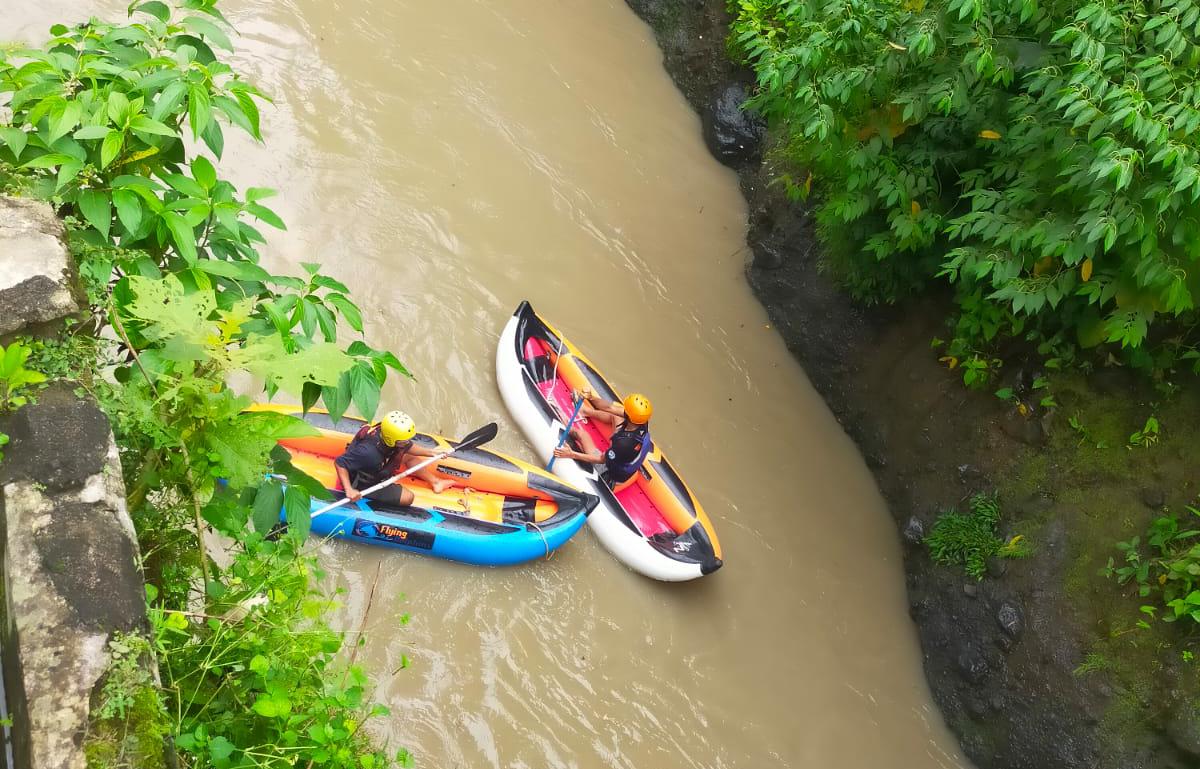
left=990, top=370, right=1200, bottom=759
left=84, top=635, right=170, bottom=769
left=84, top=685, right=169, bottom=769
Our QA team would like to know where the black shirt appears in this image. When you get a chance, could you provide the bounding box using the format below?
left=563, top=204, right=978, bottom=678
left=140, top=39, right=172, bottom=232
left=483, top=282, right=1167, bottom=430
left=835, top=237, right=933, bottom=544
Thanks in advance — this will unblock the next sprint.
left=335, top=429, right=405, bottom=487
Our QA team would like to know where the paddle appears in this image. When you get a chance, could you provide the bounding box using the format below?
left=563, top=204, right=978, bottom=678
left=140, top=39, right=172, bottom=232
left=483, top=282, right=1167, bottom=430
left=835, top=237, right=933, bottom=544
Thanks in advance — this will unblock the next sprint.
left=308, top=422, right=499, bottom=520
left=546, top=393, right=584, bottom=472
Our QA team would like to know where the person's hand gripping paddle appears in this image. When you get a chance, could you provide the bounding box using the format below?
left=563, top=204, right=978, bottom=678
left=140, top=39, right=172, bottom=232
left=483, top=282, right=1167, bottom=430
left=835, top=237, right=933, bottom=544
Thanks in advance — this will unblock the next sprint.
left=547, top=393, right=585, bottom=472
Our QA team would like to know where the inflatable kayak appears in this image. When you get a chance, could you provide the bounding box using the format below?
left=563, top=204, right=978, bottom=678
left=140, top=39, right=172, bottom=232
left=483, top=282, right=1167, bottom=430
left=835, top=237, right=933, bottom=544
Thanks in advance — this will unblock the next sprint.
left=496, top=302, right=723, bottom=581
left=250, top=404, right=597, bottom=566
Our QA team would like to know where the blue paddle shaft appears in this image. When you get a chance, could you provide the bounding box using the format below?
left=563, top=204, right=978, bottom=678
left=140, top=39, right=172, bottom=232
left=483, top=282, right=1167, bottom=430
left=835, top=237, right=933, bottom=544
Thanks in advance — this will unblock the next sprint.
left=547, top=394, right=585, bottom=471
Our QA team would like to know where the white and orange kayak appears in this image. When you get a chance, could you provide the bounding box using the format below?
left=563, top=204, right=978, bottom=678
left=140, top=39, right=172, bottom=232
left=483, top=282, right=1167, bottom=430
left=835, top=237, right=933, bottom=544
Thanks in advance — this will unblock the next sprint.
left=496, top=301, right=723, bottom=581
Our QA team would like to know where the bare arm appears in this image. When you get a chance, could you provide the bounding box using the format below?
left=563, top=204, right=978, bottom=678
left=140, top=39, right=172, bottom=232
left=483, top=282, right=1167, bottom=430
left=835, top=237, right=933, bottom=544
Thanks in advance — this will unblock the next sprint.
left=407, top=444, right=438, bottom=458
left=336, top=464, right=361, bottom=501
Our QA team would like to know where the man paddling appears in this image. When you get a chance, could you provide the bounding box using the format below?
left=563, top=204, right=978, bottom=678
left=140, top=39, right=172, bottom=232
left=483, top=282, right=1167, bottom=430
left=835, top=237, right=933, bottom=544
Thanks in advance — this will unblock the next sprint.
left=552, top=392, right=653, bottom=485
left=335, top=411, right=453, bottom=507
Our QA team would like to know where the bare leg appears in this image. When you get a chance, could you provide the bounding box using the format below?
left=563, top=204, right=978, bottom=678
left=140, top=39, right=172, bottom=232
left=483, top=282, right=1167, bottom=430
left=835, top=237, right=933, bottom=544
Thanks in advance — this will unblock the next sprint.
left=579, top=400, right=617, bottom=426
left=569, top=424, right=600, bottom=455
left=404, top=455, right=451, bottom=494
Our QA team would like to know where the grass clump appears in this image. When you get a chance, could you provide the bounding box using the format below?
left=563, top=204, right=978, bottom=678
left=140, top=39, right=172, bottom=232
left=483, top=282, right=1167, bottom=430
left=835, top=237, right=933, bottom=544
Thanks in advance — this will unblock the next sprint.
left=925, top=493, right=1027, bottom=579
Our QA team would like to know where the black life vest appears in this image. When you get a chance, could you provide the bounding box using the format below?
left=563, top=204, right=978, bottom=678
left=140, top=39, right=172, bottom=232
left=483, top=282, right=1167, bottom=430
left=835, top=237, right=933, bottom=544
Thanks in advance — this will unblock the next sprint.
left=604, top=421, right=651, bottom=484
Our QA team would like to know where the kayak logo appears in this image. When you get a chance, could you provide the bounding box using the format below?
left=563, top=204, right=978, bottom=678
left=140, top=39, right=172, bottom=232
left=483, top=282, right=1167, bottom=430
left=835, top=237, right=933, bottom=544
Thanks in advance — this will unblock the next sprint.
left=674, top=541, right=692, bottom=553
left=437, top=465, right=472, bottom=479
left=353, top=519, right=436, bottom=550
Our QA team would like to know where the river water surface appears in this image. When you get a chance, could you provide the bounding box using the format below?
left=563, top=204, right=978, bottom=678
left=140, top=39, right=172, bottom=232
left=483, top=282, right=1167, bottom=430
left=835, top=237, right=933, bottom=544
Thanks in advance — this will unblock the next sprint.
left=11, top=2, right=969, bottom=767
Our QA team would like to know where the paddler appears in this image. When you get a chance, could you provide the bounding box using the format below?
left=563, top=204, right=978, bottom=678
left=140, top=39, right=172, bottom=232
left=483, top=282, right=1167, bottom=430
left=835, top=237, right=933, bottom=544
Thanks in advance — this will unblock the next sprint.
left=334, top=410, right=453, bottom=507
left=552, top=392, right=653, bottom=485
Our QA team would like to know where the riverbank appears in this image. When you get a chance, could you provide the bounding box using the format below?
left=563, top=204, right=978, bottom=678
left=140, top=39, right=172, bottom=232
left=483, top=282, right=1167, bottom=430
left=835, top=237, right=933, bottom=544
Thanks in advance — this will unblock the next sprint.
left=624, top=1, right=1200, bottom=767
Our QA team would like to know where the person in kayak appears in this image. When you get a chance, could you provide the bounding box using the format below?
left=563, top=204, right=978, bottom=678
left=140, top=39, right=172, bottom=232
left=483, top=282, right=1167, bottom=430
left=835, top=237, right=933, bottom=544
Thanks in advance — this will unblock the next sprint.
left=552, top=392, right=653, bottom=484
left=334, top=410, right=452, bottom=506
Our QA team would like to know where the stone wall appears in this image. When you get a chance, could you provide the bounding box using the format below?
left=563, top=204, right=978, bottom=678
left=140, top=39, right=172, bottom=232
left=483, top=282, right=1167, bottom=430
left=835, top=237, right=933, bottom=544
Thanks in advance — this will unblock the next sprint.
left=0, top=197, right=160, bottom=769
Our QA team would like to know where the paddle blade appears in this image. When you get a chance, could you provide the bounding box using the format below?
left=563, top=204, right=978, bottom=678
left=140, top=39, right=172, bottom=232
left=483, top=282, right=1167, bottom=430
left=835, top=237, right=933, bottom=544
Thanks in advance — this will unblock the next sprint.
left=455, top=422, right=498, bottom=451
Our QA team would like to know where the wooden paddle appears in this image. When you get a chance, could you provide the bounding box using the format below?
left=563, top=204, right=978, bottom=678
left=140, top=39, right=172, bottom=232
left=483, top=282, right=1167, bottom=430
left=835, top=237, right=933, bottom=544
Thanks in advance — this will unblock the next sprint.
left=308, top=422, right=499, bottom=520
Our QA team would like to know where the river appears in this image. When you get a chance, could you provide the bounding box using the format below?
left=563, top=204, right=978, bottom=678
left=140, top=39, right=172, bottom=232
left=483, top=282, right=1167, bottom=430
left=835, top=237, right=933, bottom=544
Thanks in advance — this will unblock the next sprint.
left=11, top=2, right=968, bottom=767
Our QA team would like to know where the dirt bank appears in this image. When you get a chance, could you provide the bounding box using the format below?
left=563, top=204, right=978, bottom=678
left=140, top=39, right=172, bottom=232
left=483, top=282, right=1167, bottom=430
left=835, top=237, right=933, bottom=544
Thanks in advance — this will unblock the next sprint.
left=624, top=1, right=1200, bottom=767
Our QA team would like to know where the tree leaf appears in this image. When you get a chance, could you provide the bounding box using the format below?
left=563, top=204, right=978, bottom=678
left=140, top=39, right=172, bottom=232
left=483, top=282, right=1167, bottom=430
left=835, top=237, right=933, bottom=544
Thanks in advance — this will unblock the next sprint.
left=326, top=293, right=363, bottom=332
left=349, top=364, right=380, bottom=420
left=251, top=480, right=284, bottom=534
left=48, top=101, right=81, bottom=145
left=0, top=128, right=29, bottom=160
left=191, top=155, right=217, bottom=190
left=77, top=189, right=112, bottom=241
left=182, top=15, right=234, bottom=51
left=161, top=172, right=208, bottom=199
left=73, top=125, right=112, bottom=141
left=162, top=211, right=198, bottom=263
left=134, top=1, right=172, bottom=22
left=129, top=115, right=177, bottom=137
left=194, top=259, right=271, bottom=282
left=112, top=188, right=144, bottom=233
left=21, top=152, right=73, bottom=169
left=283, top=484, right=311, bottom=539
left=101, top=129, right=125, bottom=168
left=321, top=370, right=353, bottom=423
left=245, top=202, right=286, bottom=230
left=187, top=84, right=212, bottom=140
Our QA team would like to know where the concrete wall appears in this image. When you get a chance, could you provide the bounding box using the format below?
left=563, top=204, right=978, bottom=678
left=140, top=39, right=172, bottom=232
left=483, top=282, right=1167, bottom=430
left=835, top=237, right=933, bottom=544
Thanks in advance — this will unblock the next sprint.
left=0, top=196, right=158, bottom=768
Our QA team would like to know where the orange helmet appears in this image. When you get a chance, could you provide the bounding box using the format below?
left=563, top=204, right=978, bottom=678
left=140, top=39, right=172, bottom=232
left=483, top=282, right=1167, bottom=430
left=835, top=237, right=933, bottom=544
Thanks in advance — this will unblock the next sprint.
left=622, top=393, right=652, bottom=425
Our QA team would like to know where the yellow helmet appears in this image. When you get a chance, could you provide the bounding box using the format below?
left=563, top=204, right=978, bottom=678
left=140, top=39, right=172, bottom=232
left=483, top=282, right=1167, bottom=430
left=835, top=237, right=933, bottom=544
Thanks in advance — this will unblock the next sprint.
left=380, top=411, right=416, bottom=446
left=622, top=393, right=652, bottom=425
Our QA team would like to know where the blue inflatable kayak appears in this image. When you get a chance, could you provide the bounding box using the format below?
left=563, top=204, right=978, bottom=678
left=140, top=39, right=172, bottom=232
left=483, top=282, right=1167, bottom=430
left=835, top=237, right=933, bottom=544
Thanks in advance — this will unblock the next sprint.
left=252, top=404, right=597, bottom=566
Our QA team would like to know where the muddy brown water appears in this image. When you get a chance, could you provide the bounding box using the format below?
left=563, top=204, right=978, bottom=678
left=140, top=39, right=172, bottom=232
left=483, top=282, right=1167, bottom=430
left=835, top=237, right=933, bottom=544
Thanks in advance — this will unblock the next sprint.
left=11, top=2, right=970, bottom=766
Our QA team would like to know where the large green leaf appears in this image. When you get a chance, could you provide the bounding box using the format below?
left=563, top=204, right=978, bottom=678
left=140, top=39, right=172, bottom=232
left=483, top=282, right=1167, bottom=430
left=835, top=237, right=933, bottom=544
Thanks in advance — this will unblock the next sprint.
left=191, top=155, right=217, bottom=190
left=251, top=480, right=284, bottom=534
left=182, top=15, right=233, bottom=52
left=320, top=370, right=353, bottom=423
left=325, top=293, right=363, bottom=333
left=283, top=484, right=311, bottom=539
left=193, top=259, right=271, bottom=282
left=112, top=188, right=144, bottom=233
left=77, top=189, right=112, bottom=241
left=349, top=363, right=380, bottom=420
left=0, top=128, right=29, bottom=161
left=100, top=129, right=124, bottom=168
left=162, top=211, right=198, bottom=263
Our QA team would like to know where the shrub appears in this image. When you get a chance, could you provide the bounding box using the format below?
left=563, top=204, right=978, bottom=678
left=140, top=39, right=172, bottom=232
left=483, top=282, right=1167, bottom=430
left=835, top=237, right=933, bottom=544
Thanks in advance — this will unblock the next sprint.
left=729, top=0, right=1200, bottom=374
left=1106, top=507, right=1200, bottom=625
left=925, top=493, right=1023, bottom=578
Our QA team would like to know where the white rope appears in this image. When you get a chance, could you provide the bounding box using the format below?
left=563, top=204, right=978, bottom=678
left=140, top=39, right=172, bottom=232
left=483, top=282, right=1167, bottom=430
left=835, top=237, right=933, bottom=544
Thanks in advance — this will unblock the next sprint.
left=529, top=520, right=551, bottom=560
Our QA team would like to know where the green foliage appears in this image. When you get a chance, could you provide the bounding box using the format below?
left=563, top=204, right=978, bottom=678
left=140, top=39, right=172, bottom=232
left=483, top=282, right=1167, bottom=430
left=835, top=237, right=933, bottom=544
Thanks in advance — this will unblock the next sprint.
left=20, top=323, right=103, bottom=383
left=0, top=0, right=407, bottom=423
left=925, top=493, right=1025, bottom=578
left=1073, top=652, right=1113, bottom=678
left=148, top=534, right=401, bottom=768
left=0, top=340, right=48, bottom=410
left=1127, top=416, right=1161, bottom=448
left=84, top=634, right=168, bottom=769
left=1105, top=507, right=1200, bottom=625
left=2, top=3, right=409, bottom=766
left=0, top=431, right=9, bottom=464
left=730, top=0, right=1200, bottom=373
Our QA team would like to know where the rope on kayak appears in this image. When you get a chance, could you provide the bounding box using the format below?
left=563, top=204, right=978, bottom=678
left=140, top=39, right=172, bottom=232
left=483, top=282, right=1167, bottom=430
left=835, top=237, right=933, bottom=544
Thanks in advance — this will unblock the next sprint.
left=529, top=521, right=551, bottom=560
